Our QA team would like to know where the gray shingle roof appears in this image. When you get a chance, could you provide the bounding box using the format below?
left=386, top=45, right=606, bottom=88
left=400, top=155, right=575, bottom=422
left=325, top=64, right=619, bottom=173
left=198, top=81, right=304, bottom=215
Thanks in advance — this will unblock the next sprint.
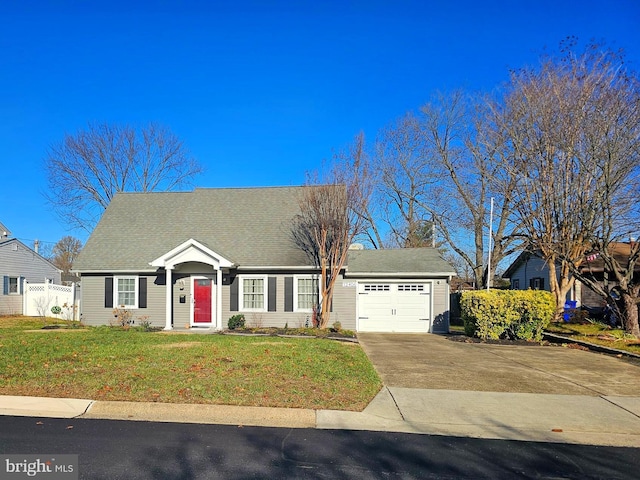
left=74, top=186, right=313, bottom=271
left=347, top=248, right=456, bottom=275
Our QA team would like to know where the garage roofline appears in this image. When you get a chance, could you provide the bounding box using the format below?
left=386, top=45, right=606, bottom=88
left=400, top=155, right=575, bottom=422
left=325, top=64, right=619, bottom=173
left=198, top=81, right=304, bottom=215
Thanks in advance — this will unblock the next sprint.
left=345, top=272, right=455, bottom=278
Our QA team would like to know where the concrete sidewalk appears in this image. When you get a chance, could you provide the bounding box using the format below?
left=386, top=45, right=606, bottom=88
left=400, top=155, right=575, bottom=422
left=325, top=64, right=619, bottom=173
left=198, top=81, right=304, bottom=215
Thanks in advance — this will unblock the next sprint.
left=318, top=387, right=640, bottom=447
left=2, top=388, right=640, bottom=447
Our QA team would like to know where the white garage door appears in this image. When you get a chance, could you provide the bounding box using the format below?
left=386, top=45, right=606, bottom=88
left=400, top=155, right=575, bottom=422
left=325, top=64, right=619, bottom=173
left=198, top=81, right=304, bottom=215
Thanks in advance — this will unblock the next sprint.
left=357, top=283, right=432, bottom=332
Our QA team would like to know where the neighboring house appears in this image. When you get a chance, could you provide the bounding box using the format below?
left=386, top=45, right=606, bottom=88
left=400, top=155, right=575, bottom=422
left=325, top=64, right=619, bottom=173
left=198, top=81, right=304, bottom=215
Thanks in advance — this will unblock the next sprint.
left=73, top=187, right=456, bottom=333
left=502, top=251, right=557, bottom=293
left=502, top=244, right=640, bottom=308
left=0, top=223, right=62, bottom=315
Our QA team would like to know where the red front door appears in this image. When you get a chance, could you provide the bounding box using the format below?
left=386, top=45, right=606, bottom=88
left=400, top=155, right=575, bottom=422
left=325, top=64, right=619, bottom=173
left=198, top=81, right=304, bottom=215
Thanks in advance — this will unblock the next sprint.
left=193, top=278, right=212, bottom=324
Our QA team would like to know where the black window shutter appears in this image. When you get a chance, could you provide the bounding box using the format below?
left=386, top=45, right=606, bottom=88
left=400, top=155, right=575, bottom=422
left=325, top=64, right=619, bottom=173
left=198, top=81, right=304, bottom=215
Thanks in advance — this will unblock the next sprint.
left=284, top=277, right=293, bottom=312
left=3, top=276, right=8, bottom=295
left=138, top=277, right=147, bottom=308
left=268, top=277, right=276, bottom=312
left=105, top=277, right=113, bottom=308
left=540, top=278, right=545, bottom=290
left=230, top=275, right=238, bottom=311
left=529, top=278, right=535, bottom=289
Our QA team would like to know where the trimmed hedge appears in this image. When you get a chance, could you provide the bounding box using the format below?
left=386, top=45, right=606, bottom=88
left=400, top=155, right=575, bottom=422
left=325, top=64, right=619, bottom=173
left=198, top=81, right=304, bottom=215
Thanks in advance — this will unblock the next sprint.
left=460, top=290, right=555, bottom=341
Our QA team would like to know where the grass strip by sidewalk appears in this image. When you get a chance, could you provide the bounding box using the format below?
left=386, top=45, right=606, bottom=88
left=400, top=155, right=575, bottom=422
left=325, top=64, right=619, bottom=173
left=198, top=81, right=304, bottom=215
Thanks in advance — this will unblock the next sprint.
left=545, top=321, right=640, bottom=355
left=0, top=317, right=381, bottom=411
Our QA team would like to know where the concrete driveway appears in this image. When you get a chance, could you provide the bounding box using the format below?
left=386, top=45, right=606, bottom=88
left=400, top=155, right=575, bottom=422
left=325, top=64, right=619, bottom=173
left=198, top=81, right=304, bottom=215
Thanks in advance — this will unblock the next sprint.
left=357, top=333, right=640, bottom=396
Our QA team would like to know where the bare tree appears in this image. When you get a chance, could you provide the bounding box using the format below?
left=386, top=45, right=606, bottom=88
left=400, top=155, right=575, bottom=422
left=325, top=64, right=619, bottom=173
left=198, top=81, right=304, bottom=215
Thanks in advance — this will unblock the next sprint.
left=51, top=236, right=83, bottom=283
left=344, top=94, right=520, bottom=285
left=372, top=112, right=440, bottom=248
left=45, top=122, right=203, bottom=231
left=576, top=242, right=640, bottom=337
left=291, top=146, right=368, bottom=328
left=419, top=91, right=522, bottom=288
left=332, top=132, right=381, bottom=248
left=501, top=41, right=640, bottom=331
left=559, top=44, right=640, bottom=336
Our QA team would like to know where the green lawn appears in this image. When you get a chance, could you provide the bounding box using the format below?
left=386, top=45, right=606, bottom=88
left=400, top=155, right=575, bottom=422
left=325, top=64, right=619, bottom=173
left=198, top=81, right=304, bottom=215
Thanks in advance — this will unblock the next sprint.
left=545, top=321, right=640, bottom=355
left=0, top=317, right=381, bottom=411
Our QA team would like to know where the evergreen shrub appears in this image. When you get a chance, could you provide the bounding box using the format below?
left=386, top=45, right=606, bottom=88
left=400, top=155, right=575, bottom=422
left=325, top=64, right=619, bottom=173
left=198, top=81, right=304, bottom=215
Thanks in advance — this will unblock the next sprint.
left=461, top=290, right=555, bottom=341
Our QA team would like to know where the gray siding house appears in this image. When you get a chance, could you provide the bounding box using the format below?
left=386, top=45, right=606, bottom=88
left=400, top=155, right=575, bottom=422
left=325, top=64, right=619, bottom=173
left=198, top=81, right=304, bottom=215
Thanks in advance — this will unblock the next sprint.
left=502, top=251, right=583, bottom=304
left=0, top=223, right=62, bottom=315
left=73, top=187, right=456, bottom=333
left=503, top=244, right=640, bottom=310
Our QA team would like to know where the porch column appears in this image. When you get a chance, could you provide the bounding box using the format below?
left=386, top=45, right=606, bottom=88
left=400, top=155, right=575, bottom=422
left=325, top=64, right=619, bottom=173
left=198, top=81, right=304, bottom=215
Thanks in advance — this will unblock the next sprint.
left=164, top=266, right=173, bottom=330
left=216, top=268, right=223, bottom=330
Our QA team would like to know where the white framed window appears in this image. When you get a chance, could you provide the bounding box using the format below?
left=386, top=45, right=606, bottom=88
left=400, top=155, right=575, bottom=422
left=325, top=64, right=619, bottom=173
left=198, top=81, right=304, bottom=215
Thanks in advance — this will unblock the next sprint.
left=8, top=276, right=19, bottom=294
left=240, top=276, right=267, bottom=311
left=115, top=276, right=138, bottom=308
left=398, top=284, right=425, bottom=292
left=295, top=276, right=319, bottom=312
left=364, top=284, right=390, bottom=292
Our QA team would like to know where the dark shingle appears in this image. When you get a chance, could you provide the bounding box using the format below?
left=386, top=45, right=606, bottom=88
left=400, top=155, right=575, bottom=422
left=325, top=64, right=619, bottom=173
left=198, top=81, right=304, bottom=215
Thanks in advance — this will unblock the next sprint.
left=74, top=187, right=312, bottom=271
left=347, top=248, right=455, bottom=275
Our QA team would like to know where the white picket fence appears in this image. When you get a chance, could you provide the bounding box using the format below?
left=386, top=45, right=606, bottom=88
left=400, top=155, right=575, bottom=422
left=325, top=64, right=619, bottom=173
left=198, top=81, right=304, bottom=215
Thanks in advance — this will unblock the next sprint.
left=23, top=282, right=79, bottom=320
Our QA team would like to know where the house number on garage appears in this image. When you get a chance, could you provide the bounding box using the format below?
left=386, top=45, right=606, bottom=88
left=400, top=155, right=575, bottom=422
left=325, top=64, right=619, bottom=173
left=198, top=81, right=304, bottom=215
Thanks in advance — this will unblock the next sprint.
left=342, top=282, right=357, bottom=288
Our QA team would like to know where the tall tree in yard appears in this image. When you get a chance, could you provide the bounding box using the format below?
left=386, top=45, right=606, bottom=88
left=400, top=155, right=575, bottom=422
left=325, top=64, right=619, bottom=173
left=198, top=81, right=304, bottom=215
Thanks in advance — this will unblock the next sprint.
left=291, top=136, right=369, bottom=328
left=45, top=122, right=203, bottom=232
left=501, top=40, right=640, bottom=334
left=418, top=91, right=522, bottom=288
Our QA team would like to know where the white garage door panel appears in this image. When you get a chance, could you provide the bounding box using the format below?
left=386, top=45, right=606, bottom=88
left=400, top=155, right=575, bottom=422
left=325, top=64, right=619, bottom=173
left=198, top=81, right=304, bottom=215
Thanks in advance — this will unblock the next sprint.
left=358, top=283, right=432, bottom=333
left=358, top=291, right=392, bottom=332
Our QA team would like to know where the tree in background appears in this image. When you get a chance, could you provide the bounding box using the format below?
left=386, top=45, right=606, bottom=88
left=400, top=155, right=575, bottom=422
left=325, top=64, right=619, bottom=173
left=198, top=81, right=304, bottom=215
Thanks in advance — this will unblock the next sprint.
left=45, top=122, right=203, bottom=232
left=344, top=92, right=521, bottom=288
left=370, top=112, right=440, bottom=248
left=51, top=236, right=83, bottom=284
left=501, top=40, right=640, bottom=332
left=419, top=91, right=522, bottom=288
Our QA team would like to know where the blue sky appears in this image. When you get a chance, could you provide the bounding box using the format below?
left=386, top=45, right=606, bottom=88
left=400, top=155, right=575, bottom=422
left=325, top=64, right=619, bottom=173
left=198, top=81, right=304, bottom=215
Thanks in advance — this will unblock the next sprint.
left=1, top=0, right=639, bottom=251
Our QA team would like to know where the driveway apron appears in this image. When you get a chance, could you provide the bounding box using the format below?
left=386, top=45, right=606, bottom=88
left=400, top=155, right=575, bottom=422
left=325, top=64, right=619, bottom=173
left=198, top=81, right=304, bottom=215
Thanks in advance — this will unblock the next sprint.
left=357, top=333, right=640, bottom=396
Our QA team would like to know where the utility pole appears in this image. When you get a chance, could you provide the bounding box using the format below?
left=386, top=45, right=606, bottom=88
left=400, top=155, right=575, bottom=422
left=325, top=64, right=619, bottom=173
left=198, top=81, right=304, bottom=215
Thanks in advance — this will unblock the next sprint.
left=486, top=197, right=494, bottom=290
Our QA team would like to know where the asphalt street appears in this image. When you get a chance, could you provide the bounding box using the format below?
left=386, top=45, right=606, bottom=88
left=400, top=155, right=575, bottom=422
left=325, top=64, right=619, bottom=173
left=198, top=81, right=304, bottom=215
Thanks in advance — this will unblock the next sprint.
left=0, top=415, right=638, bottom=479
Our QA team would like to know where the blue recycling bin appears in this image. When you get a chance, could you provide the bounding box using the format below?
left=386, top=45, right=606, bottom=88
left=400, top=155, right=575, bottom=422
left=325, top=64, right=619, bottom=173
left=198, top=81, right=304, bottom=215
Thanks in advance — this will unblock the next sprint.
left=563, top=300, right=577, bottom=322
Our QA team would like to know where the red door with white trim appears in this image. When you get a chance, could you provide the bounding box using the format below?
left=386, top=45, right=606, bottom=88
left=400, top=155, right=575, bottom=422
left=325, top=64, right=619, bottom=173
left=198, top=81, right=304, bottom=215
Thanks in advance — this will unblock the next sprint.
left=193, top=278, right=212, bottom=324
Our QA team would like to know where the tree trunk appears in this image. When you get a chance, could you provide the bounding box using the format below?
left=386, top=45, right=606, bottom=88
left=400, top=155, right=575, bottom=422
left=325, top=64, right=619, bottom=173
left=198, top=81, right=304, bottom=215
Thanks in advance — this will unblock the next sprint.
left=620, top=292, right=640, bottom=338
left=548, top=262, right=575, bottom=321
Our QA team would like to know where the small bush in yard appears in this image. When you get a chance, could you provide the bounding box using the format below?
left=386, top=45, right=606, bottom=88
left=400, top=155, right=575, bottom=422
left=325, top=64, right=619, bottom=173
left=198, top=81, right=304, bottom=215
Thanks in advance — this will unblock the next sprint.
left=227, top=314, right=246, bottom=330
left=461, top=290, right=555, bottom=341
left=111, top=307, right=133, bottom=327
